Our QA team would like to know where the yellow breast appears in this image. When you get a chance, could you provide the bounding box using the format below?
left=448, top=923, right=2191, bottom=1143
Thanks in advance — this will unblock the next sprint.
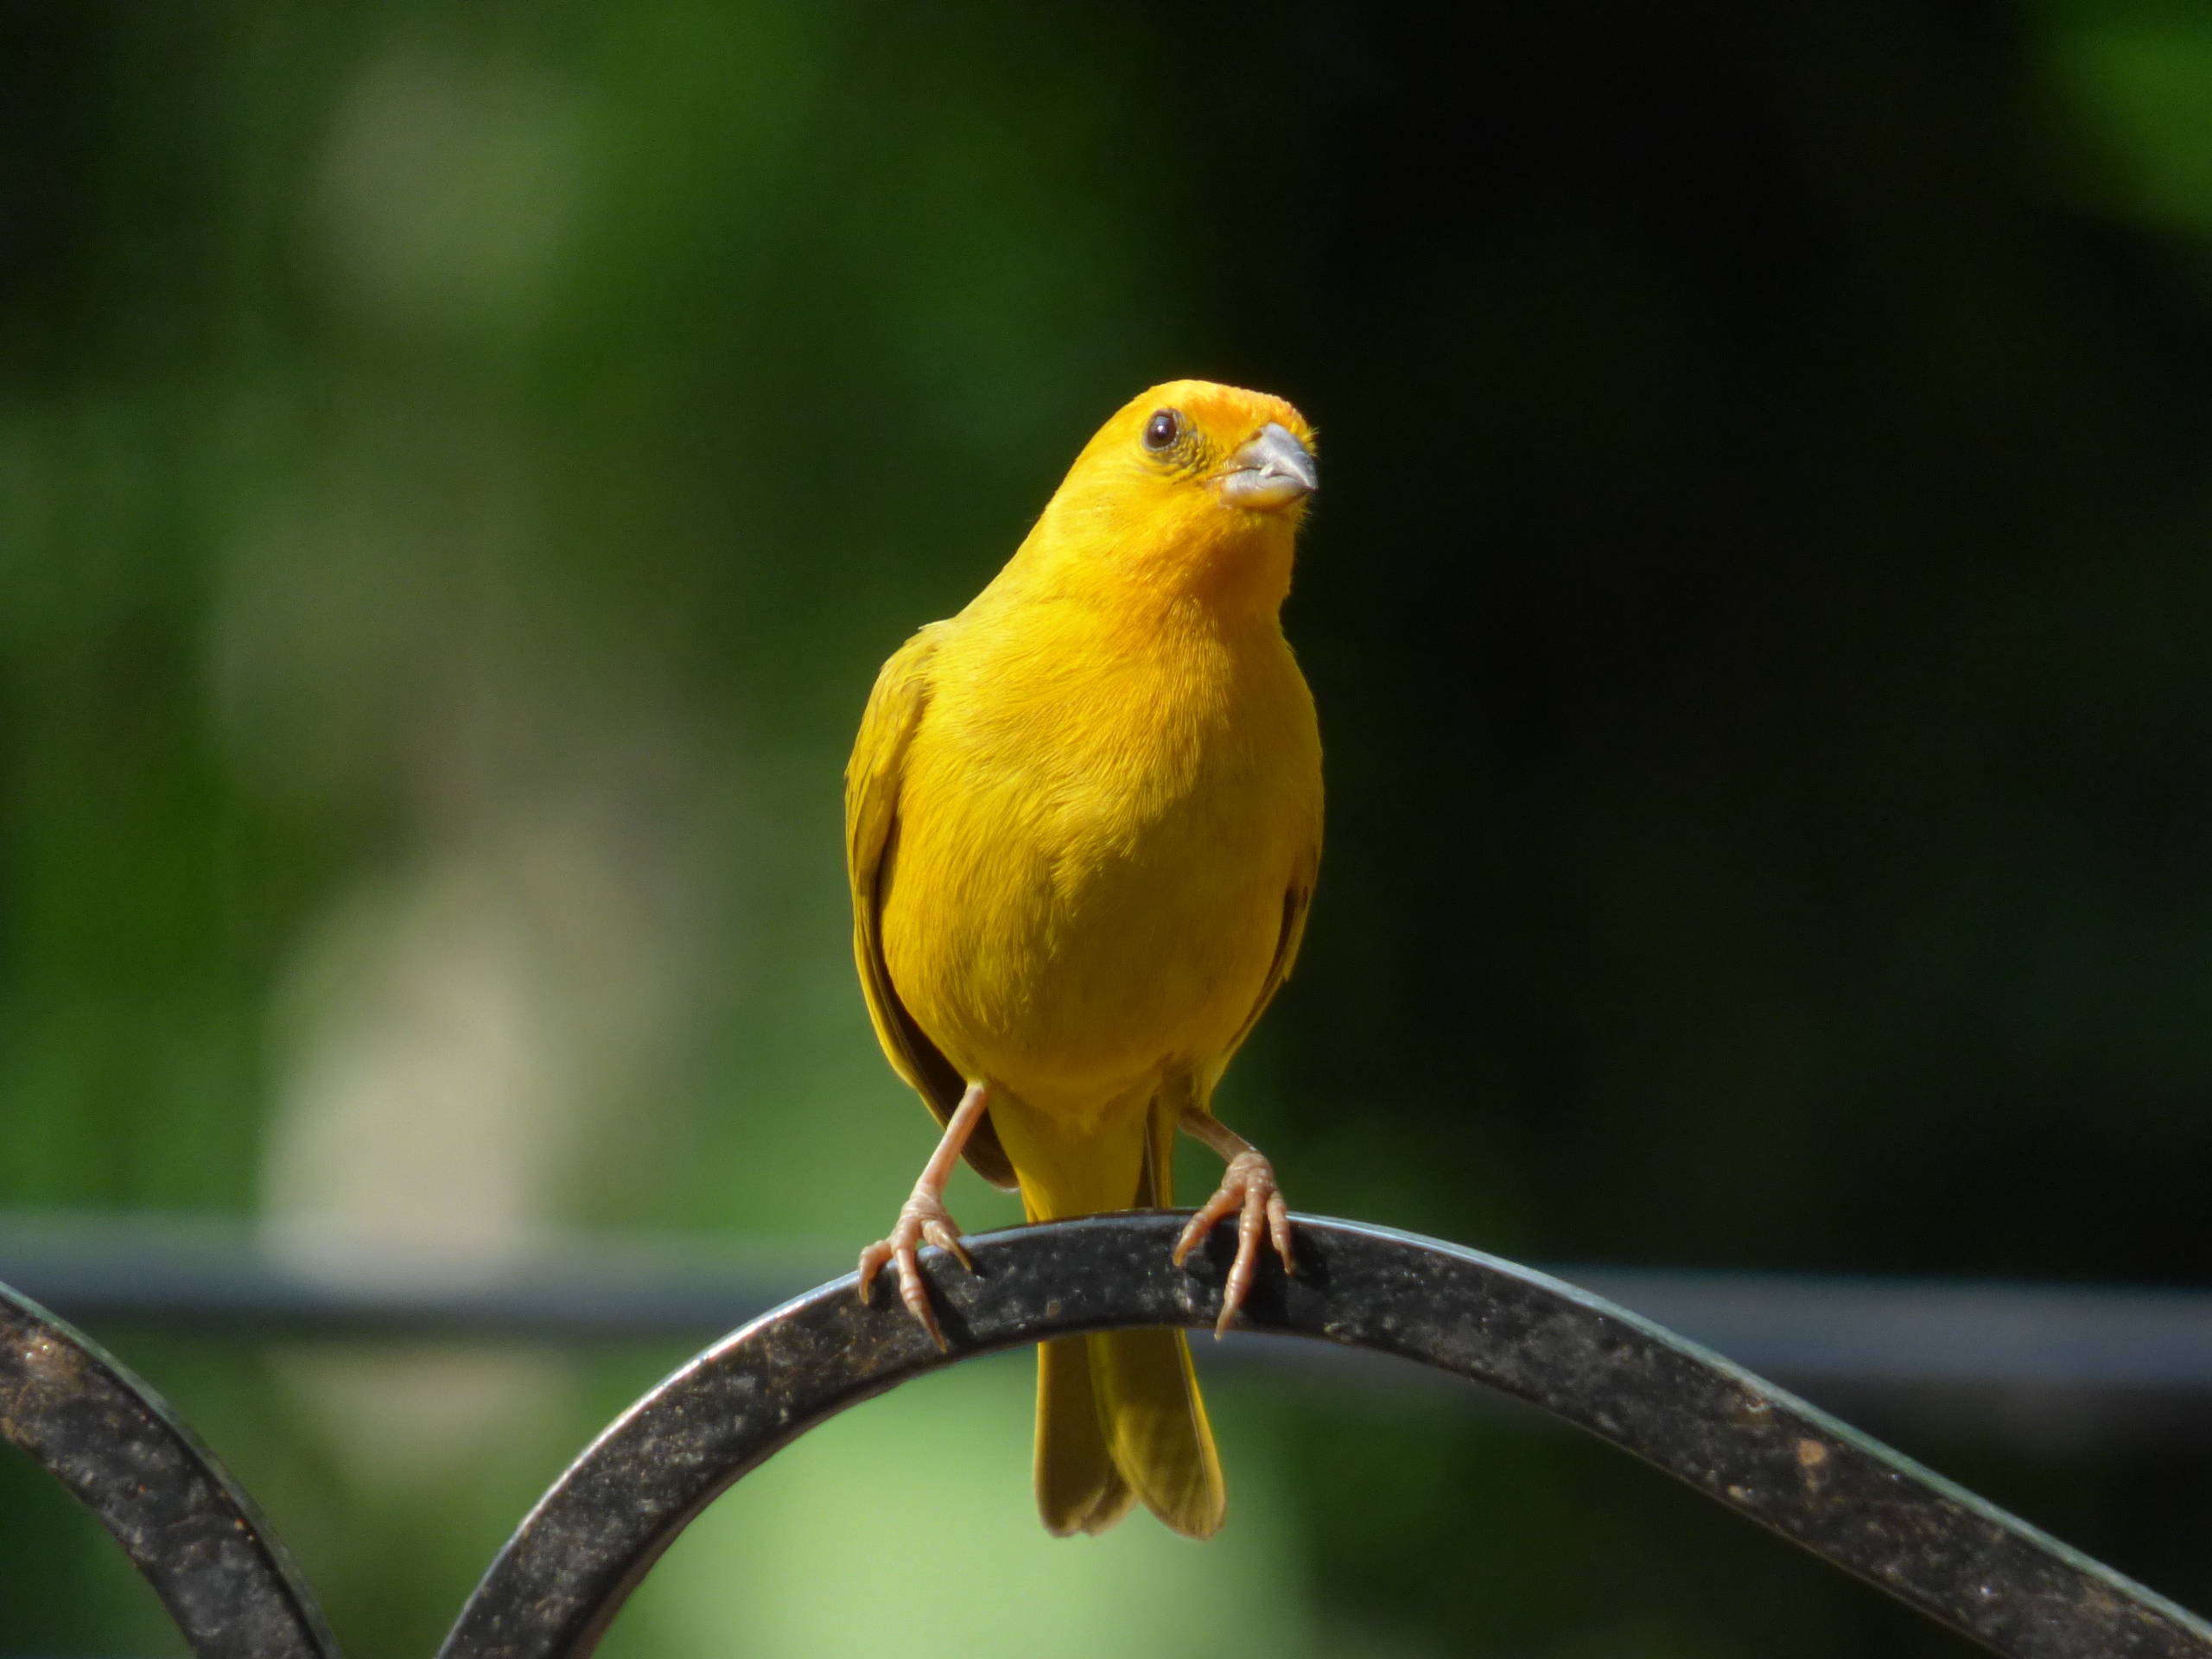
left=880, top=587, right=1320, bottom=1122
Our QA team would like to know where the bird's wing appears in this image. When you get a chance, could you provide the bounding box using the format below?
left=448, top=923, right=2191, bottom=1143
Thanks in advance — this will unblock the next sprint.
left=1223, top=836, right=1321, bottom=1062
left=845, top=626, right=1020, bottom=1191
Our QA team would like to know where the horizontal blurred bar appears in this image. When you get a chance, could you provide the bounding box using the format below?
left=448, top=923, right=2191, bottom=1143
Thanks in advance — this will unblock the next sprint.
left=1569, top=1267, right=2212, bottom=1389
left=4, top=1212, right=2210, bottom=1436
left=0, top=1212, right=848, bottom=1343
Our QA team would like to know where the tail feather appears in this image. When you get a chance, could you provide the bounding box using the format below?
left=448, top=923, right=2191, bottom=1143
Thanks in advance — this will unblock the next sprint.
left=1013, top=1084, right=1225, bottom=1539
left=1089, top=1325, right=1225, bottom=1537
left=1034, top=1336, right=1135, bottom=1535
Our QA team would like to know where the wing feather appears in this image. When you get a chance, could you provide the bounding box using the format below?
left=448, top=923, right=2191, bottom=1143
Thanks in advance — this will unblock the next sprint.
left=1222, top=836, right=1321, bottom=1065
left=845, top=626, right=1019, bottom=1190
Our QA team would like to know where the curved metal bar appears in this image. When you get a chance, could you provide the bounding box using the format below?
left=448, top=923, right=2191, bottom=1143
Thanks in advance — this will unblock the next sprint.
left=439, top=1213, right=2212, bottom=1659
left=0, top=1280, right=340, bottom=1659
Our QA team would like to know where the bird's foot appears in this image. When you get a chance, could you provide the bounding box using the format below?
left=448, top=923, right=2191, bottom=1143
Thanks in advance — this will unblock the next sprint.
left=857, top=1191, right=974, bottom=1351
left=1173, top=1149, right=1294, bottom=1338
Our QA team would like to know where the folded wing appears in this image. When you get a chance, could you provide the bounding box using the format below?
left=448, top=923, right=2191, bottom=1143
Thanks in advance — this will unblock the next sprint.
left=844, top=626, right=1019, bottom=1190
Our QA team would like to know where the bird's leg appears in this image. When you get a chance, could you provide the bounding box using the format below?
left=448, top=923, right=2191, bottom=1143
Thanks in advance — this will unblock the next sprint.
left=1172, top=1107, right=1294, bottom=1338
left=858, top=1081, right=988, bottom=1351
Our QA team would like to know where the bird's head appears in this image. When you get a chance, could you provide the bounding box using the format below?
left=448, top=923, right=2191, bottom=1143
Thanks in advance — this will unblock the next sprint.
left=1030, top=379, right=1318, bottom=613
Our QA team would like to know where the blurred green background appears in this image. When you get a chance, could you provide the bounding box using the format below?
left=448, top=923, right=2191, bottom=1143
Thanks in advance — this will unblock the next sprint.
left=9, top=1, right=2212, bottom=1654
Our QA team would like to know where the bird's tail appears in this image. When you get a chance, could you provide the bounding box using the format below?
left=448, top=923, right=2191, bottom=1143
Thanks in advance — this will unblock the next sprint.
left=1003, top=1089, right=1226, bottom=1540
left=1036, top=1325, right=1223, bottom=1538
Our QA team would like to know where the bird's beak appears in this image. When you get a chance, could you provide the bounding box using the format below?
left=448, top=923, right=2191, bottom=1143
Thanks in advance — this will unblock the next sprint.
left=1216, top=423, right=1317, bottom=512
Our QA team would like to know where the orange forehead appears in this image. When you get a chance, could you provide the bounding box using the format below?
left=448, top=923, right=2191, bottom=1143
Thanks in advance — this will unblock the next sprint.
left=1109, top=379, right=1314, bottom=453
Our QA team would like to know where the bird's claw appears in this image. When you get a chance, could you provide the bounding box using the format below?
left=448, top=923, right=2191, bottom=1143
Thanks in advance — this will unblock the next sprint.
left=1173, top=1149, right=1294, bottom=1338
left=857, top=1192, right=975, bottom=1351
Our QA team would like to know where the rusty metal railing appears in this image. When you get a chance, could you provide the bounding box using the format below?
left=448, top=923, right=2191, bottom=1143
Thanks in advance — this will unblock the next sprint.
left=7, top=1213, right=2209, bottom=1659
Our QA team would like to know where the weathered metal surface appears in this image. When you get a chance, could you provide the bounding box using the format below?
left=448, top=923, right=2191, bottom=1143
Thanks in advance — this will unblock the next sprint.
left=16, top=1216, right=2212, bottom=1451
left=440, top=1212, right=2212, bottom=1659
left=0, top=1281, right=339, bottom=1659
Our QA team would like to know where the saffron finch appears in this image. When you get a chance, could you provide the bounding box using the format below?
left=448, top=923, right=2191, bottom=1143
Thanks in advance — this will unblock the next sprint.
left=848, top=379, right=1322, bottom=1538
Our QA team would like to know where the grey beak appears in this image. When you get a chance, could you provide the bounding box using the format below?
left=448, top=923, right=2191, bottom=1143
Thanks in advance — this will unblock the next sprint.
left=1217, top=422, right=1318, bottom=511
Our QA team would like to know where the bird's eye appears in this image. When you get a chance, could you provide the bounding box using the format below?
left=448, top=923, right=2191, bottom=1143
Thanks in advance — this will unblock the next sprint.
left=1142, top=410, right=1181, bottom=452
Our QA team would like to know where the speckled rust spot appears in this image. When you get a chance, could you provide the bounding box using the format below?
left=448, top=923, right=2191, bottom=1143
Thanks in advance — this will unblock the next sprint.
left=1726, top=1393, right=1775, bottom=1428
left=35, top=1334, right=81, bottom=1379
left=1796, top=1439, right=1829, bottom=1470
left=3, top=1326, right=86, bottom=1418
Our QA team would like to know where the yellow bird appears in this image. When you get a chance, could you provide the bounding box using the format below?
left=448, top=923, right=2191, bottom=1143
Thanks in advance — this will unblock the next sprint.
left=846, top=379, right=1323, bottom=1539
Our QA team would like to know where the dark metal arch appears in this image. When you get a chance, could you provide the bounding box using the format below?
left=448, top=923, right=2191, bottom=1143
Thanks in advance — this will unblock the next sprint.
left=440, top=1213, right=2212, bottom=1659
left=0, top=1281, right=340, bottom=1659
